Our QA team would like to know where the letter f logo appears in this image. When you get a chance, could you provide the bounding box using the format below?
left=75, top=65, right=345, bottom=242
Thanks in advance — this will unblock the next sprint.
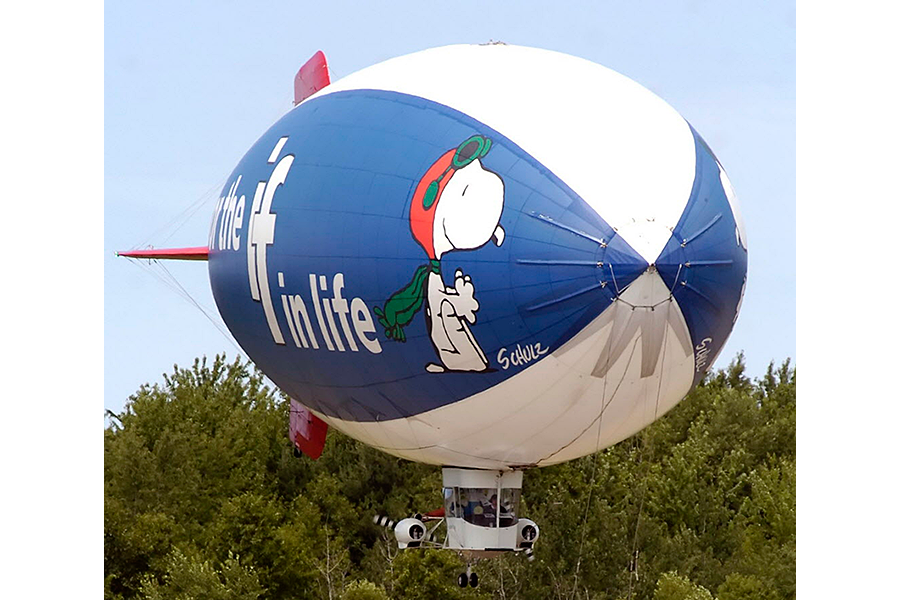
left=247, top=136, right=292, bottom=345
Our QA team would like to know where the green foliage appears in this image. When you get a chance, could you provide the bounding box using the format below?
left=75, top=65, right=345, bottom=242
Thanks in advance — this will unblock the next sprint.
left=139, top=547, right=265, bottom=600
left=716, top=573, right=780, bottom=600
left=342, top=580, right=390, bottom=600
left=105, top=354, right=795, bottom=600
left=391, top=550, right=479, bottom=600
left=654, top=572, right=714, bottom=600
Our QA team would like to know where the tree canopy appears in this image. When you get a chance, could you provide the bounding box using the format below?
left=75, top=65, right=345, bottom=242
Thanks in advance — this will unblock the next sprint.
left=105, top=353, right=795, bottom=600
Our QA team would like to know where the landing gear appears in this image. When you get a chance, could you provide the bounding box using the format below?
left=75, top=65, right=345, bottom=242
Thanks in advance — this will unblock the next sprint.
left=457, top=570, right=478, bottom=588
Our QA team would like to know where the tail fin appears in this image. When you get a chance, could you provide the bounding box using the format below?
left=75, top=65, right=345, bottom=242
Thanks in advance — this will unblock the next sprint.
left=116, top=247, right=209, bottom=261
left=294, top=50, right=330, bottom=105
left=289, top=398, right=328, bottom=460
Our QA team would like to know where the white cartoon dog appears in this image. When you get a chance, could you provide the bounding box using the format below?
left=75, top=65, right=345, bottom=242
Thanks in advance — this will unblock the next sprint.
left=374, top=135, right=505, bottom=373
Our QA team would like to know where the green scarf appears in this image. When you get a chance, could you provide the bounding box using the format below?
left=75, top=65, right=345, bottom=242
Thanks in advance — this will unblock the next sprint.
left=373, top=260, right=441, bottom=342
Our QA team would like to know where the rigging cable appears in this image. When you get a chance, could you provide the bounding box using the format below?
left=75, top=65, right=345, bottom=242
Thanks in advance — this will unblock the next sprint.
left=569, top=307, right=619, bottom=599
left=125, top=257, right=243, bottom=357
left=156, top=260, right=246, bottom=357
left=130, top=174, right=227, bottom=252
left=626, top=299, right=673, bottom=600
left=122, top=170, right=250, bottom=363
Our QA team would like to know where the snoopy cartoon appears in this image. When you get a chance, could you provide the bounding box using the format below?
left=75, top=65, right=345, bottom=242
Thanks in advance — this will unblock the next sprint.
left=374, top=135, right=505, bottom=373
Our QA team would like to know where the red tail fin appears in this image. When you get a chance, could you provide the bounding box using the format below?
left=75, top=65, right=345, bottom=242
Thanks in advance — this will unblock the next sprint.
left=294, top=50, right=331, bottom=105
left=117, top=247, right=209, bottom=261
left=290, top=398, right=328, bottom=460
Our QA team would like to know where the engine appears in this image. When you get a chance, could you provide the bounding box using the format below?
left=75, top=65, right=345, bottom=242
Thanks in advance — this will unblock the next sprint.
left=517, top=518, right=540, bottom=548
left=394, top=517, right=427, bottom=549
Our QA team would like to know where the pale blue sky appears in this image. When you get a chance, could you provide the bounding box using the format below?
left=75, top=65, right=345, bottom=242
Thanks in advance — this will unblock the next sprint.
left=105, top=0, right=795, bottom=414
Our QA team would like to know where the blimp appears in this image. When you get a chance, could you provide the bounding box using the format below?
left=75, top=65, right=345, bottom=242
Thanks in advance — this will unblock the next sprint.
left=119, top=43, right=747, bottom=582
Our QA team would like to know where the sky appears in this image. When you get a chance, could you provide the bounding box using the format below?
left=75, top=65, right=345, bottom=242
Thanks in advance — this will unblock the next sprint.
left=105, top=0, right=796, bottom=416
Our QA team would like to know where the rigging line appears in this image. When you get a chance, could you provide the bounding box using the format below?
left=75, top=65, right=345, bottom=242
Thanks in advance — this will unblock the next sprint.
left=626, top=456, right=648, bottom=600
left=133, top=173, right=228, bottom=251
left=681, top=213, right=722, bottom=247
left=525, top=281, right=606, bottom=312
left=609, top=263, right=621, bottom=294
left=539, top=330, right=641, bottom=465
left=626, top=302, right=672, bottom=600
left=157, top=263, right=238, bottom=344
left=650, top=303, right=671, bottom=423
left=570, top=306, right=618, bottom=600
left=526, top=212, right=607, bottom=246
left=626, top=426, right=654, bottom=600
left=128, top=257, right=195, bottom=305
left=615, top=296, right=674, bottom=311
left=152, top=260, right=248, bottom=360
left=570, top=392, right=606, bottom=599
left=125, top=258, right=254, bottom=360
left=667, top=263, right=684, bottom=295
left=133, top=195, right=207, bottom=252
left=135, top=258, right=203, bottom=310
left=156, top=261, right=216, bottom=316
left=156, top=193, right=218, bottom=248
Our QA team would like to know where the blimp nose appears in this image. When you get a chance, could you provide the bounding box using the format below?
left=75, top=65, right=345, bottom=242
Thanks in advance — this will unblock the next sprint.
left=505, top=209, right=650, bottom=338
left=498, top=137, right=746, bottom=385
left=614, top=218, right=680, bottom=266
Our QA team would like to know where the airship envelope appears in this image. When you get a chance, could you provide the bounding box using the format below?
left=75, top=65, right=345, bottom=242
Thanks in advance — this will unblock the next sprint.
left=203, top=44, right=748, bottom=469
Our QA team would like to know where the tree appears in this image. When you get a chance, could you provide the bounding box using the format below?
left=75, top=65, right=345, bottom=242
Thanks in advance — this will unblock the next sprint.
left=105, top=354, right=795, bottom=600
left=653, top=572, right=714, bottom=600
left=342, top=579, right=390, bottom=600
left=390, top=550, right=480, bottom=600
left=139, top=547, right=264, bottom=600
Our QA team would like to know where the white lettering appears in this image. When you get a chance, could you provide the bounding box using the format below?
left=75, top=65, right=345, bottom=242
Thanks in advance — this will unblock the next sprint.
left=251, top=155, right=293, bottom=345
left=332, top=274, right=358, bottom=352
left=321, top=297, right=345, bottom=352
left=351, top=297, right=382, bottom=354
left=281, top=293, right=303, bottom=348
left=497, top=348, right=509, bottom=370
left=274, top=273, right=381, bottom=354
left=210, top=194, right=225, bottom=247
left=232, top=133, right=388, bottom=355
left=310, top=273, right=335, bottom=351
left=231, top=195, right=245, bottom=250
left=289, top=294, right=316, bottom=349
left=247, top=181, right=265, bottom=300
left=694, top=337, right=714, bottom=372
left=219, top=179, right=237, bottom=250
left=497, top=342, right=549, bottom=370
left=211, top=176, right=247, bottom=251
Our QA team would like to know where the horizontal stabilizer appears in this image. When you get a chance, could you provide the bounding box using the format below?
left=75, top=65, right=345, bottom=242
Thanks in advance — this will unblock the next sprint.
left=294, top=50, right=330, bottom=105
left=117, top=247, right=209, bottom=261
left=422, top=507, right=446, bottom=520
left=290, top=398, right=328, bottom=460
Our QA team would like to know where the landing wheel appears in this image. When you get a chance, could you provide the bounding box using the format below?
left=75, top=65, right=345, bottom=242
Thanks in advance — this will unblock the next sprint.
left=457, top=573, right=468, bottom=588
left=469, top=572, right=479, bottom=588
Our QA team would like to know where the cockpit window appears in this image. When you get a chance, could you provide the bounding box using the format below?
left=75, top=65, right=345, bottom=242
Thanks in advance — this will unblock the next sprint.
left=443, top=487, right=461, bottom=518
left=499, top=488, right=521, bottom=527
left=450, top=486, right=521, bottom=527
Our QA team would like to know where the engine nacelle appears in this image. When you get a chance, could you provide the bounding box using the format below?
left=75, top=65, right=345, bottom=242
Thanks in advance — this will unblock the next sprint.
left=517, top=518, right=539, bottom=548
left=394, top=518, right=427, bottom=549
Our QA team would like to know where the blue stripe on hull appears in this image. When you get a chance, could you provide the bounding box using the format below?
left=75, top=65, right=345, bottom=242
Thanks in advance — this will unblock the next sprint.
left=656, top=127, right=748, bottom=385
left=209, top=89, right=648, bottom=421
